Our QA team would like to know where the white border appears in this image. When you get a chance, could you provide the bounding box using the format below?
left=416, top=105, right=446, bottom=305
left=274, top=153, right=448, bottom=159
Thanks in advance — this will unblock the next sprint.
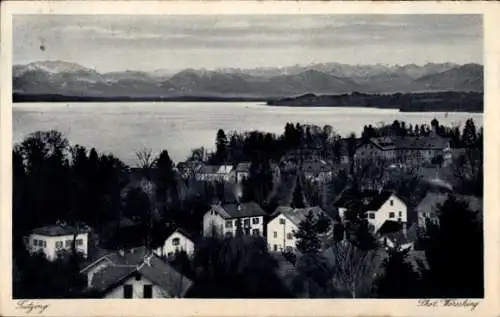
left=1, top=2, right=499, bottom=317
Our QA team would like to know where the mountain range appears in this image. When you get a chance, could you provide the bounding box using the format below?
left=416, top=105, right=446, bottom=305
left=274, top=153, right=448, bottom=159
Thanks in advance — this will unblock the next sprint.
left=13, top=60, right=483, bottom=99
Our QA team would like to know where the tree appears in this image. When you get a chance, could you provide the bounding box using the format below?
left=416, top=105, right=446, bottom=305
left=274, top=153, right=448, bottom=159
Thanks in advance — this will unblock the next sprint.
left=190, top=236, right=290, bottom=297
left=421, top=195, right=483, bottom=298
left=156, top=150, right=176, bottom=203
left=291, top=176, right=306, bottom=209
left=295, top=211, right=321, bottom=254
left=462, top=118, right=478, bottom=147
left=136, top=148, right=156, bottom=169
left=374, top=248, right=421, bottom=298
left=214, top=129, right=228, bottom=164
left=328, top=241, right=379, bottom=298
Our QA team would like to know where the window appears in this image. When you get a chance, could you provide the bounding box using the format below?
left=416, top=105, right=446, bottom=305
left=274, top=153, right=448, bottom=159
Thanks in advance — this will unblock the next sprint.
left=398, top=211, right=402, bottom=217
left=243, top=219, right=250, bottom=226
left=390, top=200, right=394, bottom=206
left=279, top=218, right=285, bottom=225
left=273, top=231, right=277, bottom=238
left=143, top=285, right=153, bottom=298
left=76, top=239, right=83, bottom=246
left=123, top=285, right=133, bottom=299
left=389, top=212, right=395, bottom=218
left=273, top=245, right=278, bottom=251
left=286, top=233, right=293, bottom=240
left=33, top=239, right=38, bottom=246
left=43, top=240, right=47, bottom=247
left=172, top=238, right=180, bottom=246
left=55, top=241, right=63, bottom=249
left=225, top=220, right=233, bottom=228
left=368, top=213, right=375, bottom=219
left=252, top=229, right=260, bottom=236
left=65, top=240, right=72, bottom=247
left=285, top=246, right=293, bottom=252
left=252, top=217, right=260, bottom=224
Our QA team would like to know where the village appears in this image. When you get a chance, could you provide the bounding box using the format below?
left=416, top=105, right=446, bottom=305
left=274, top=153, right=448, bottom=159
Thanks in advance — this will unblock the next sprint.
left=13, top=118, right=483, bottom=299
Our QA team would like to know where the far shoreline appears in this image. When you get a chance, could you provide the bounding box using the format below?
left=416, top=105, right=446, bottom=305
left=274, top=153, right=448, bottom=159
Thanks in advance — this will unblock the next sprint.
left=12, top=92, right=484, bottom=113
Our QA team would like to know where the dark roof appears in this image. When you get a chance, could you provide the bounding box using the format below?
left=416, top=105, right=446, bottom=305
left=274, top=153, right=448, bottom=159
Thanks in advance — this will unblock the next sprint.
left=416, top=192, right=483, bottom=213
left=273, top=206, right=329, bottom=227
left=170, top=228, right=198, bottom=241
left=377, top=220, right=403, bottom=235
left=234, top=162, right=251, bottom=173
left=211, top=202, right=267, bottom=219
left=334, top=188, right=397, bottom=212
left=365, top=136, right=451, bottom=151
left=88, top=251, right=193, bottom=297
left=197, top=165, right=221, bottom=174
left=32, top=224, right=90, bottom=237
left=301, top=161, right=332, bottom=173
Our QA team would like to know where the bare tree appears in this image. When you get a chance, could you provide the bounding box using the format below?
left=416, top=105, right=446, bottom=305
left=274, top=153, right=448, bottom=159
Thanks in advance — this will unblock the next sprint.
left=136, top=148, right=157, bottom=169
left=329, top=240, right=380, bottom=298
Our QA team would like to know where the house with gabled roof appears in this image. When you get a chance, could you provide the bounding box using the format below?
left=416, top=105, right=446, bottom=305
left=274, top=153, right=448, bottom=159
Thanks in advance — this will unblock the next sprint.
left=154, top=228, right=198, bottom=258
left=266, top=206, right=332, bottom=253
left=195, top=164, right=234, bottom=182
left=301, top=160, right=333, bottom=182
left=355, top=135, right=451, bottom=163
left=80, top=247, right=193, bottom=298
left=415, top=192, right=483, bottom=229
left=26, top=223, right=91, bottom=261
left=334, top=189, right=408, bottom=233
left=202, top=202, right=268, bottom=238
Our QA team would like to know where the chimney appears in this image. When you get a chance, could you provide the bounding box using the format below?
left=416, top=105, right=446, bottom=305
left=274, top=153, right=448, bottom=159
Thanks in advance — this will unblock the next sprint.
left=144, top=254, right=152, bottom=266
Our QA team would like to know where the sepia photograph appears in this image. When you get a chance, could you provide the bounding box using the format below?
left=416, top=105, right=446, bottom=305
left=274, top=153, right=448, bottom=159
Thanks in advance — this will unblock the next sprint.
left=2, top=2, right=499, bottom=316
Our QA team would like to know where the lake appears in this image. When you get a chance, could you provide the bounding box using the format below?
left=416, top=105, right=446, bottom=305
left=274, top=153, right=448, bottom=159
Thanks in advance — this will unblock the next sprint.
left=13, top=102, right=483, bottom=166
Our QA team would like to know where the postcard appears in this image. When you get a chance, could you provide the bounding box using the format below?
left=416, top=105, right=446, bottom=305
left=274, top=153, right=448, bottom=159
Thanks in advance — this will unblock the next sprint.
left=1, top=1, right=499, bottom=317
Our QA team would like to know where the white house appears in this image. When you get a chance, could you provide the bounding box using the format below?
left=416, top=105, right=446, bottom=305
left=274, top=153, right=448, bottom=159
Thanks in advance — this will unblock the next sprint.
left=155, top=228, right=196, bottom=258
left=267, top=206, right=331, bottom=253
left=27, top=223, right=90, bottom=261
left=203, top=202, right=268, bottom=237
left=334, top=189, right=407, bottom=233
left=195, top=164, right=235, bottom=182
left=81, top=249, right=193, bottom=298
left=234, top=162, right=251, bottom=183
left=301, top=160, right=333, bottom=182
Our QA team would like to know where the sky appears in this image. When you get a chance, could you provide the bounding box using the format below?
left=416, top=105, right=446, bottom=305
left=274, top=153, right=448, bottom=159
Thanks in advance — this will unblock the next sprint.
left=13, top=14, right=483, bottom=73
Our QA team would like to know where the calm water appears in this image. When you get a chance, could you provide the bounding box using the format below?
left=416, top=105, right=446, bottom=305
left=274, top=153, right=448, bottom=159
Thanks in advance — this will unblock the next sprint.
left=13, top=102, right=483, bottom=166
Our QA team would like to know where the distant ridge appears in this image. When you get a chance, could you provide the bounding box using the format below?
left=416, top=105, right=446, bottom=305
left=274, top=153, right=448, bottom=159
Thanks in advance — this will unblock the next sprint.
left=13, top=60, right=483, bottom=100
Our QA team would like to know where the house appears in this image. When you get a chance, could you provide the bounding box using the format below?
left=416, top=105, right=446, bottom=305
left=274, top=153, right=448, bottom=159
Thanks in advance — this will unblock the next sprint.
left=234, top=162, right=251, bottom=183
left=301, top=160, right=333, bottom=182
left=155, top=228, right=197, bottom=258
left=202, top=202, right=268, bottom=237
left=176, top=161, right=202, bottom=179
left=354, top=136, right=451, bottom=163
left=195, top=164, right=234, bottom=182
left=267, top=206, right=332, bottom=253
left=377, top=220, right=414, bottom=251
left=26, top=223, right=91, bottom=260
left=415, top=192, right=483, bottom=229
left=80, top=247, right=192, bottom=298
left=334, top=189, right=408, bottom=233
left=234, top=162, right=281, bottom=184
